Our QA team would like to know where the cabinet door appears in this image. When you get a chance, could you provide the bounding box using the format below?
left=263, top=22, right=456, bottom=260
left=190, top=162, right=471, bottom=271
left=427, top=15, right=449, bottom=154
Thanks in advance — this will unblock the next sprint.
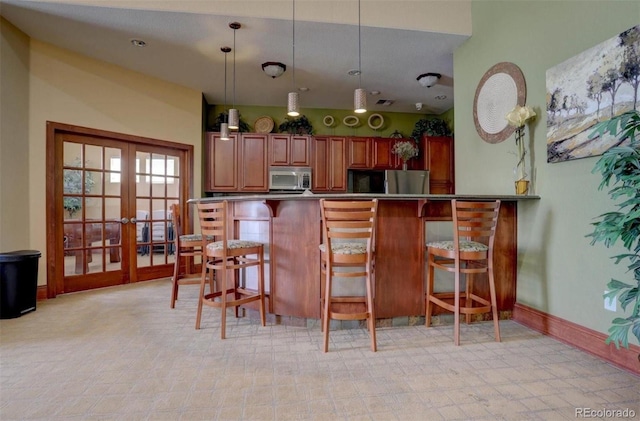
left=239, top=134, right=269, bottom=191
left=311, top=136, right=329, bottom=191
left=423, top=135, right=455, bottom=194
left=290, top=136, right=310, bottom=167
left=311, top=136, right=345, bottom=191
left=269, top=135, right=290, bottom=166
left=347, top=137, right=371, bottom=169
left=329, top=137, right=347, bottom=191
left=372, top=138, right=394, bottom=169
left=206, top=132, right=238, bottom=192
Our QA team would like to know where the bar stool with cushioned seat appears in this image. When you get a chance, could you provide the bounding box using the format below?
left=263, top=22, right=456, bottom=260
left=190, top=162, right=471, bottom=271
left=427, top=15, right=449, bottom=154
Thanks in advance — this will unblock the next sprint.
left=169, top=203, right=215, bottom=309
left=196, top=200, right=266, bottom=339
left=319, top=199, right=378, bottom=352
left=425, top=200, right=501, bottom=346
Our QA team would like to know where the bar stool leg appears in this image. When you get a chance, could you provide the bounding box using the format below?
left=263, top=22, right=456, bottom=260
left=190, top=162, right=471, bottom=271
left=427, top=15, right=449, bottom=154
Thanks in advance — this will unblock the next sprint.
left=258, top=248, right=266, bottom=327
left=322, top=263, right=332, bottom=353
left=425, top=253, right=435, bottom=327
left=454, top=265, right=461, bottom=347
left=366, top=267, right=376, bottom=352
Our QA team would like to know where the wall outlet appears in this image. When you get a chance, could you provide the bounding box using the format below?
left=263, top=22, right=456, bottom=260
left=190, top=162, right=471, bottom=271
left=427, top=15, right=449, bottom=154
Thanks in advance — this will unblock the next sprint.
left=604, top=290, right=617, bottom=312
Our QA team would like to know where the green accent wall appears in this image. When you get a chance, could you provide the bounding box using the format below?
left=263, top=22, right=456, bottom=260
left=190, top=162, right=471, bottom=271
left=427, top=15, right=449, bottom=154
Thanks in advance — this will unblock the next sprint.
left=208, top=104, right=454, bottom=139
left=455, top=1, right=639, bottom=344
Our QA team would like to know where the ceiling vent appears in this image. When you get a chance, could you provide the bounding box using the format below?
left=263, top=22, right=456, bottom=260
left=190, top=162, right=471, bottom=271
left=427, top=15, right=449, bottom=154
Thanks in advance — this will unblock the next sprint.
left=376, top=99, right=395, bottom=106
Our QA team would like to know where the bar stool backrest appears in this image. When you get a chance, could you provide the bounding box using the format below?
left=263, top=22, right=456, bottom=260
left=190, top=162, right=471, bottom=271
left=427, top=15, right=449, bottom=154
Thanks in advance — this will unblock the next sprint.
left=197, top=201, right=227, bottom=252
left=320, top=199, right=378, bottom=264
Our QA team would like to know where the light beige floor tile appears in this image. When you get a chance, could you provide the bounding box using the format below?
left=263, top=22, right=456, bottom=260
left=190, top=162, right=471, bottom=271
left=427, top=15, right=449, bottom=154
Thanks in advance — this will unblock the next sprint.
left=1, top=279, right=638, bottom=421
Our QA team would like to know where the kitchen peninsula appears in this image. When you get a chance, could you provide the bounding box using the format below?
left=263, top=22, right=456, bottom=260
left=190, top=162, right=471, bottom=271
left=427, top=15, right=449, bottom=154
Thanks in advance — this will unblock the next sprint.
left=188, top=193, right=539, bottom=323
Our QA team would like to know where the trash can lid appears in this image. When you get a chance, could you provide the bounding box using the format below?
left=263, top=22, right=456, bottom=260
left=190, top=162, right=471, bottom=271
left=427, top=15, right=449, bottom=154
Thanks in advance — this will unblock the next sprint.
left=0, top=250, right=42, bottom=262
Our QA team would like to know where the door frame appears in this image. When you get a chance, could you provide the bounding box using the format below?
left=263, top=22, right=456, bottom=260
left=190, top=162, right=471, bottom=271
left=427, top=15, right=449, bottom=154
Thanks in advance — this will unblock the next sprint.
left=46, top=121, right=195, bottom=298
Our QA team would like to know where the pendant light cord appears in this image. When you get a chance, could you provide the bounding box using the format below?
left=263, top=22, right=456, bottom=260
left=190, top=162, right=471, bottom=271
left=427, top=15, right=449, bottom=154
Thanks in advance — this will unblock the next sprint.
left=358, top=0, right=362, bottom=88
left=224, top=51, right=228, bottom=118
left=292, top=0, right=296, bottom=90
left=232, top=29, right=236, bottom=108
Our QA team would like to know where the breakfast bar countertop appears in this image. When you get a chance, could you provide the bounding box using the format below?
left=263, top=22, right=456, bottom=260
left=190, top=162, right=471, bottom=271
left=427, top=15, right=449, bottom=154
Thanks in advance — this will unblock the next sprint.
left=188, top=192, right=541, bottom=203
left=186, top=193, right=536, bottom=321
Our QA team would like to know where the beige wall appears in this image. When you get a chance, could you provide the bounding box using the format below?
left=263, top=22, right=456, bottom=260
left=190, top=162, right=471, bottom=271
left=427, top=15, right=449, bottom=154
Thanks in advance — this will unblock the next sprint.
left=455, top=1, right=639, bottom=344
left=0, top=18, right=31, bottom=251
left=0, top=23, right=203, bottom=285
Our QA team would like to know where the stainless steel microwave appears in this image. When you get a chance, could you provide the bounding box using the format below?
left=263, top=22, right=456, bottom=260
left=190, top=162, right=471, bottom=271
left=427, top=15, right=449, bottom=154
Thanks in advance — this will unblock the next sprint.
left=269, top=167, right=312, bottom=191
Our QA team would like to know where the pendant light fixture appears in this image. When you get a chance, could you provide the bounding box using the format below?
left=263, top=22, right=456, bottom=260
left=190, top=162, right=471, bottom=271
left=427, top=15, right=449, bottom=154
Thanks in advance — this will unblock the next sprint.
left=287, top=0, right=300, bottom=117
left=228, top=22, right=241, bottom=130
left=220, top=46, right=231, bottom=141
left=354, top=0, right=366, bottom=114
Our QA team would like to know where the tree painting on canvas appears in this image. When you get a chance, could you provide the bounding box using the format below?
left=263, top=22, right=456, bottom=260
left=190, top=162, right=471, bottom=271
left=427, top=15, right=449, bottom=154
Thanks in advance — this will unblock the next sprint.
left=546, top=25, right=639, bottom=163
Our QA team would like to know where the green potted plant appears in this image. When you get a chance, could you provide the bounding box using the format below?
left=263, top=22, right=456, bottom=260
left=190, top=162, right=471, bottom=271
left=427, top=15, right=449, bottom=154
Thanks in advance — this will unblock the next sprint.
left=63, top=158, right=95, bottom=218
left=587, top=110, right=640, bottom=350
left=410, top=117, right=452, bottom=143
left=278, top=115, right=314, bottom=135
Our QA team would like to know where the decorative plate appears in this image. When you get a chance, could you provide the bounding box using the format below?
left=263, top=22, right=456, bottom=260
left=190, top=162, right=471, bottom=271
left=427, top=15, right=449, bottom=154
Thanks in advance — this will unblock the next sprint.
left=343, top=115, right=360, bottom=127
left=323, top=115, right=335, bottom=127
left=473, top=62, right=526, bottom=144
left=367, top=113, right=384, bottom=130
left=254, top=116, right=274, bottom=133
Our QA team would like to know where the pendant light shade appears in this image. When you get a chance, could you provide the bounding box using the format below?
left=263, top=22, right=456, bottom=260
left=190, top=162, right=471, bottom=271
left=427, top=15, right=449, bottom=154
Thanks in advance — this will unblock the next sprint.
left=220, top=122, right=230, bottom=141
left=354, top=88, right=367, bottom=114
left=287, top=0, right=300, bottom=117
left=228, top=22, right=241, bottom=130
left=228, top=108, right=239, bottom=130
left=354, top=0, right=366, bottom=113
left=287, top=92, right=300, bottom=117
left=220, top=46, right=231, bottom=141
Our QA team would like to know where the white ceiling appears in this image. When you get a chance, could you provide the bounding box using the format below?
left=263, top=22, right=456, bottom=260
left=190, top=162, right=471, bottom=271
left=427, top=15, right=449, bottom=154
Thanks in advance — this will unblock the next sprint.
left=0, top=0, right=471, bottom=114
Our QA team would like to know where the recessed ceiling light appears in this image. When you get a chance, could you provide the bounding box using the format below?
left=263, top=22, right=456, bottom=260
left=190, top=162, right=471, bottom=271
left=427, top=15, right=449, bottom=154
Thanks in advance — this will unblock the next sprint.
left=348, top=69, right=361, bottom=76
left=370, top=90, right=380, bottom=96
left=435, top=95, right=447, bottom=100
left=298, top=87, right=309, bottom=92
left=130, top=39, right=147, bottom=47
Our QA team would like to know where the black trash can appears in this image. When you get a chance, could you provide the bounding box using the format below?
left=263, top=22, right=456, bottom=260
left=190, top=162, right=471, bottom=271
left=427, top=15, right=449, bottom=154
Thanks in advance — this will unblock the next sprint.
left=0, top=250, right=41, bottom=319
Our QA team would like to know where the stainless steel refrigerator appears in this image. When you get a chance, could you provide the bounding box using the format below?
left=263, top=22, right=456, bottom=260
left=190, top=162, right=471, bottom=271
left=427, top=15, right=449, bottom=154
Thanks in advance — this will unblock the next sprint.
left=385, top=170, right=429, bottom=194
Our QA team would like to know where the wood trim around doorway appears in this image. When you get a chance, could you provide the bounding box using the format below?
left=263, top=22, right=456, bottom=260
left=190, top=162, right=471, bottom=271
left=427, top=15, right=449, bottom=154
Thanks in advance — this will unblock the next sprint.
left=45, top=121, right=195, bottom=299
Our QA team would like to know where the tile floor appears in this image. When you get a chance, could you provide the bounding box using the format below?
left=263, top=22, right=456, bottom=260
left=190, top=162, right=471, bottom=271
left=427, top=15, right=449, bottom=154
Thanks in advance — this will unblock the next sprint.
left=1, top=279, right=638, bottom=420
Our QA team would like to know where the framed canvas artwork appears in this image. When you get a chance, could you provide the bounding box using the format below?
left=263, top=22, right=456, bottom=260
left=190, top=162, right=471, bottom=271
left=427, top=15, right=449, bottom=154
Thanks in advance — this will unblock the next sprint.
left=546, top=25, right=639, bottom=163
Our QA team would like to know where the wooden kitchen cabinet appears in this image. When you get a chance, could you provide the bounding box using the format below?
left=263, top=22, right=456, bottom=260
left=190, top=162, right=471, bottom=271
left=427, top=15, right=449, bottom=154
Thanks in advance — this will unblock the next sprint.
left=347, top=137, right=371, bottom=168
left=372, top=137, right=394, bottom=169
left=312, top=136, right=346, bottom=192
left=205, top=132, right=238, bottom=192
left=421, top=135, right=455, bottom=194
left=269, top=135, right=310, bottom=167
left=348, top=137, right=415, bottom=170
left=205, top=132, right=268, bottom=192
left=238, top=133, right=269, bottom=191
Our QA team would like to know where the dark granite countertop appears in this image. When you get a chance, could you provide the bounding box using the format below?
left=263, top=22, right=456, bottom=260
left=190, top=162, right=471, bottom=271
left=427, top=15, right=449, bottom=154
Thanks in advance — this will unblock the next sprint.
left=188, top=193, right=540, bottom=203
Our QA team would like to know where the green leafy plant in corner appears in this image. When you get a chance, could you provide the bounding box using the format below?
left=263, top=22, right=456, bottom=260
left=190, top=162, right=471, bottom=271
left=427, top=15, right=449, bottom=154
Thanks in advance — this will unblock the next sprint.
left=410, top=117, right=452, bottom=143
left=587, top=110, right=640, bottom=349
left=278, top=115, right=314, bottom=135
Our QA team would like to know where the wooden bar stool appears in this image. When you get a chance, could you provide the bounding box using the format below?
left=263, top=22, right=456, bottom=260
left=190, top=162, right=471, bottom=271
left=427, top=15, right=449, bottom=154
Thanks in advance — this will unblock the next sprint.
left=169, top=204, right=214, bottom=308
left=319, top=199, right=378, bottom=352
left=425, top=200, right=501, bottom=346
left=196, top=200, right=266, bottom=339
